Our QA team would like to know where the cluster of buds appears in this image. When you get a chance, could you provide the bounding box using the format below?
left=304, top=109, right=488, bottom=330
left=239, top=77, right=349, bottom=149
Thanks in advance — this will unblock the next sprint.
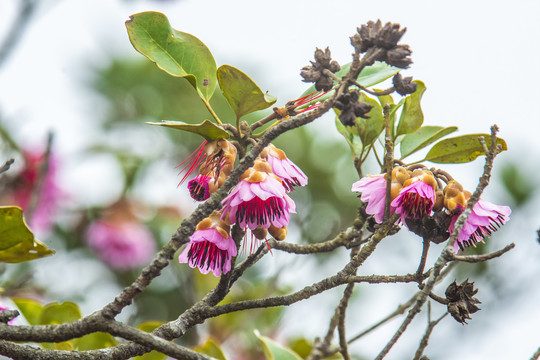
left=350, top=20, right=412, bottom=69
left=333, top=90, right=373, bottom=127
left=300, top=47, right=341, bottom=92
left=352, top=166, right=511, bottom=252
left=445, top=279, right=481, bottom=324
left=178, top=140, right=307, bottom=276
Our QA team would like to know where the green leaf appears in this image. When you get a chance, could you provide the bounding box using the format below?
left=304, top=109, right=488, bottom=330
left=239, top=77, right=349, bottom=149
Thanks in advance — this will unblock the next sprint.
left=77, top=332, right=118, bottom=351
left=356, top=92, right=385, bottom=147
left=40, top=302, right=81, bottom=325
left=424, top=134, right=508, bottom=163
left=12, top=298, right=43, bottom=325
left=254, top=330, right=303, bottom=360
left=395, top=81, right=426, bottom=137
left=40, top=302, right=82, bottom=350
left=126, top=11, right=217, bottom=101
left=400, top=125, right=458, bottom=159
left=217, top=65, right=276, bottom=120
left=135, top=321, right=167, bottom=360
left=146, top=120, right=230, bottom=141
left=193, top=338, right=227, bottom=360
left=335, top=116, right=362, bottom=157
left=0, top=206, right=55, bottom=263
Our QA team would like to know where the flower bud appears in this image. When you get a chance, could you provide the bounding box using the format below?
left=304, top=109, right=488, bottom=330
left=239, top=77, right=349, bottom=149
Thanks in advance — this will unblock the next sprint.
left=432, top=189, right=444, bottom=211
left=252, top=226, right=268, bottom=240
left=443, top=181, right=467, bottom=211
left=269, top=225, right=287, bottom=241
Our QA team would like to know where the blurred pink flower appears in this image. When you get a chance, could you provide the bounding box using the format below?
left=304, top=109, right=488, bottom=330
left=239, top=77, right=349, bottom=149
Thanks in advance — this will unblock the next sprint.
left=178, top=228, right=237, bottom=276
left=8, top=149, right=63, bottom=234
left=263, top=144, right=307, bottom=192
left=449, top=199, right=511, bottom=252
left=85, top=220, right=156, bottom=270
left=352, top=174, right=393, bottom=223
left=391, top=179, right=435, bottom=223
left=221, top=172, right=295, bottom=230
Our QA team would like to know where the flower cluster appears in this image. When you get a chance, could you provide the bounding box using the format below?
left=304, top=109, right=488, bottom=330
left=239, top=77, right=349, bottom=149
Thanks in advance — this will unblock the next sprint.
left=352, top=166, right=511, bottom=252
left=178, top=141, right=307, bottom=276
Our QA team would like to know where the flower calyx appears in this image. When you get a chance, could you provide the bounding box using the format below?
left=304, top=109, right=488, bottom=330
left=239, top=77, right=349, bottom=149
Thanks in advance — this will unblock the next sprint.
left=445, top=279, right=481, bottom=324
left=392, top=73, right=417, bottom=96
left=301, top=47, right=341, bottom=92
left=351, top=20, right=412, bottom=69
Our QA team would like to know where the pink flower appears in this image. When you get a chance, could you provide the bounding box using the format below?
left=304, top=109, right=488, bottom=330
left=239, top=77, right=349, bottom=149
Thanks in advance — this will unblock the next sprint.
left=352, top=174, right=393, bottom=223
left=7, top=149, right=63, bottom=234
left=221, top=162, right=296, bottom=230
left=263, top=144, right=307, bottom=192
left=188, top=174, right=212, bottom=201
left=449, top=199, right=511, bottom=252
left=391, top=179, right=435, bottom=223
left=178, top=228, right=237, bottom=276
left=86, top=220, right=156, bottom=270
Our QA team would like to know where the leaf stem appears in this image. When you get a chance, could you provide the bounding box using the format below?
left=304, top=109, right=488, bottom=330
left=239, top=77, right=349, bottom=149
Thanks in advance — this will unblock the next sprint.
left=202, top=98, right=223, bottom=125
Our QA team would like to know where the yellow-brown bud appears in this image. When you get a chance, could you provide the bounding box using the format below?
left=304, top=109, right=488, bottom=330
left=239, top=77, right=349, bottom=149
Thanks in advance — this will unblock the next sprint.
left=252, top=226, right=268, bottom=240
left=269, top=225, right=287, bottom=241
left=443, top=181, right=468, bottom=211
left=433, top=190, right=444, bottom=211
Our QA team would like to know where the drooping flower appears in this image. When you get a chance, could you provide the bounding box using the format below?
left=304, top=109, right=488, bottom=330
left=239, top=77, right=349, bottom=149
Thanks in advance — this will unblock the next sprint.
left=449, top=199, right=511, bottom=252
left=391, top=170, right=437, bottom=223
left=221, top=159, right=296, bottom=231
left=85, top=200, right=156, bottom=270
left=351, top=166, right=410, bottom=223
left=188, top=174, right=212, bottom=201
left=261, top=144, right=307, bottom=192
left=352, top=174, right=389, bottom=223
left=178, top=139, right=237, bottom=201
left=178, top=212, right=237, bottom=276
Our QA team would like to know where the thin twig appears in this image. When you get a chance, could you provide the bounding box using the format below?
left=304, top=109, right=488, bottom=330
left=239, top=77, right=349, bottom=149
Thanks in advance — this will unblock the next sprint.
left=451, top=243, right=515, bottom=263
left=0, top=0, right=37, bottom=68
left=530, top=346, right=540, bottom=360
left=412, top=311, right=448, bottom=360
left=0, top=159, right=14, bottom=175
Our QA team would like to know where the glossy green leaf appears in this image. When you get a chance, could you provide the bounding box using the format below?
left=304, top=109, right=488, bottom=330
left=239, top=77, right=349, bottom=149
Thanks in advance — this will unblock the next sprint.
left=135, top=321, right=167, bottom=360
left=395, top=81, right=426, bottom=137
left=126, top=11, right=217, bottom=101
left=400, top=125, right=458, bottom=159
left=254, top=330, right=303, bottom=360
left=217, top=65, right=276, bottom=120
left=193, top=338, right=227, bottom=360
left=302, top=62, right=400, bottom=98
left=78, top=332, right=118, bottom=351
left=424, top=134, right=508, bottom=163
left=146, top=120, right=229, bottom=141
left=12, top=298, right=43, bottom=325
left=356, top=92, right=385, bottom=147
left=335, top=116, right=362, bottom=157
left=0, top=207, right=55, bottom=263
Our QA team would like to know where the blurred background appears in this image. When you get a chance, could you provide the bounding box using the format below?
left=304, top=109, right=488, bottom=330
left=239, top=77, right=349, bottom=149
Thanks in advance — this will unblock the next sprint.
left=0, top=0, right=539, bottom=359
